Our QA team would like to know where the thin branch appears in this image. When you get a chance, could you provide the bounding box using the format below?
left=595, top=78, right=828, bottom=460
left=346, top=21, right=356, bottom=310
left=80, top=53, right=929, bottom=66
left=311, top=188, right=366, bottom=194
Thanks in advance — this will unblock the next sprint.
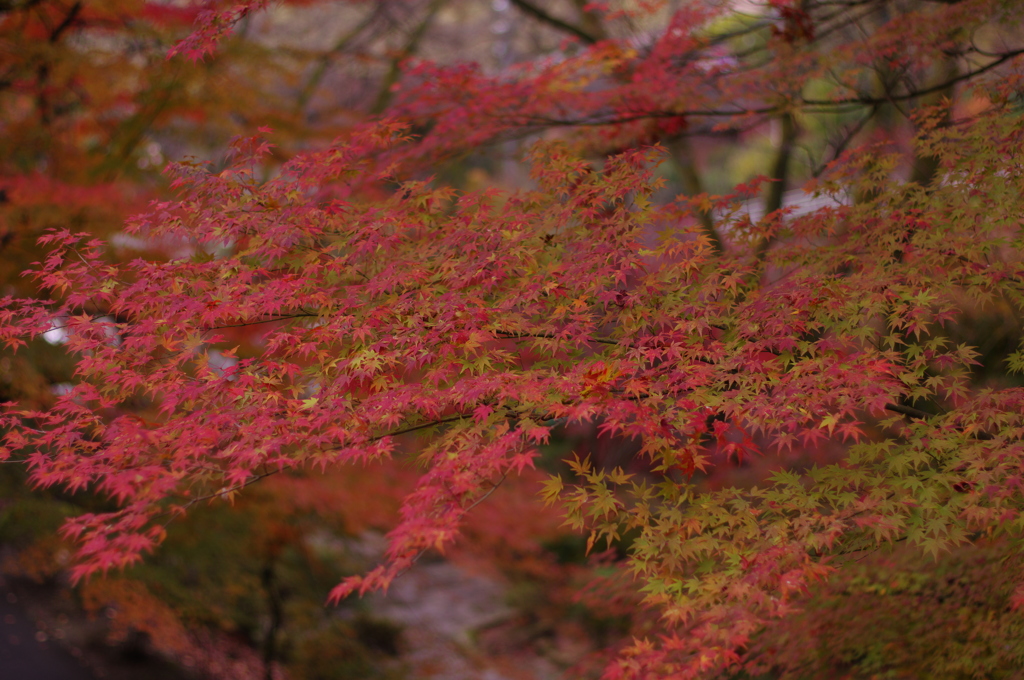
left=508, top=0, right=598, bottom=44
left=0, top=0, right=45, bottom=13
left=884, top=402, right=994, bottom=440
left=522, top=108, right=777, bottom=127
left=296, top=7, right=380, bottom=112
left=756, top=111, right=797, bottom=261
left=801, top=48, right=1024, bottom=108
left=666, top=137, right=724, bottom=254
left=883, top=402, right=933, bottom=420
left=176, top=469, right=280, bottom=511
left=372, top=0, right=446, bottom=115
left=813, top=104, right=878, bottom=176
left=909, top=55, right=958, bottom=187
left=510, top=48, right=1024, bottom=132
left=494, top=330, right=620, bottom=346
left=202, top=313, right=317, bottom=330
left=465, top=471, right=509, bottom=512
left=570, top=0, right=607, bottom=42
left=365, top=413, right=472, bottom=443
left=48, top=0, right=80, bottom=42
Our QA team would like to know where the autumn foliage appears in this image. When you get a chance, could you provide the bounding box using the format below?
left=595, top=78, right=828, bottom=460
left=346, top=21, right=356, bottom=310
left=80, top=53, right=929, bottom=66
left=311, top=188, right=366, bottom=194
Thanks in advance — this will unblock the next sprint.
left=3, top=0, right=1024, bottom=677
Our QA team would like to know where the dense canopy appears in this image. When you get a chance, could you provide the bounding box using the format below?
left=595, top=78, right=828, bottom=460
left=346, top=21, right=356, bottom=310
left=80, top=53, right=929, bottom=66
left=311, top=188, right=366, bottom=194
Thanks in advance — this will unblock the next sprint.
left=2, top=0, right=1024, bottom=677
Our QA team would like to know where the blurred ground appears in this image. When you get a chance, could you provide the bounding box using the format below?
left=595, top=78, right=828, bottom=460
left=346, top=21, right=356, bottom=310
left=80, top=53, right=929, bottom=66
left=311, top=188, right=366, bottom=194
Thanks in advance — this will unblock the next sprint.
left=0, top=573, right=193, bottom=680
left=0, top=575, right=95, bottom=680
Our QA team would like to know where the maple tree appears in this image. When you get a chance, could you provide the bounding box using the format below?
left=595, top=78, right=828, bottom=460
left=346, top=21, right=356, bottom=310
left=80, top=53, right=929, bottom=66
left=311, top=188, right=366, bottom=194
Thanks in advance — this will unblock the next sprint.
left=0, top=1, right=436, bottom=675
left=3, top=0, right=1024, bottom=678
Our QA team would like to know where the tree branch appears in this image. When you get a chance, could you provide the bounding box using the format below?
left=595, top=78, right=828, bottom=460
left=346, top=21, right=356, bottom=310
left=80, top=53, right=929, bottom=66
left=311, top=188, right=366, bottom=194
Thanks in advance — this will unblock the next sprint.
left=514, top=49, right=1024, bottom=132
left=493, top=330, right=619, bottom=345
left=366, top=413, right=472, bottom=442
left=570, top=0, right=606, bottom=42
left=756, top=111, right=797, bottom=261
left=297, top=7, right=380, bottom=112
left=884, top=402, right=994, bottom=440
left=372, top=0, right=445, bottom=115
left=202, top=313, right=317, bottom=331
left=801, top=48, right=1024, bottom=109
left=48, top=0, right=81, bottom=42
left=909, top=55, right=958, bottom=188
left=666, top=137, right=724, bottom=255
left=508, top=0, right=598, bottom=44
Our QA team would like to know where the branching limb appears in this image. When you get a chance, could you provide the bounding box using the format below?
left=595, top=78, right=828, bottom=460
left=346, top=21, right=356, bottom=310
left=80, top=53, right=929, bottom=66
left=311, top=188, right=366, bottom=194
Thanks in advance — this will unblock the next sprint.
left=884, top=402, right=994, bottom=440
left=802, top=48, right=1024, bottom=109
left=371, top=0, right=446, bottom=115
left=666, top=137, right=725, bottom=255
left=570, top=0, right=606, bottom=42
left=756, top=111, right=797, bottom=261
left=297, top=6, right=381, bottom=112
left=508, top=0, right=599, bottom=44
left=494, top=329, right=620, bottom=346
left=909, top=55, right=958, bottom=188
